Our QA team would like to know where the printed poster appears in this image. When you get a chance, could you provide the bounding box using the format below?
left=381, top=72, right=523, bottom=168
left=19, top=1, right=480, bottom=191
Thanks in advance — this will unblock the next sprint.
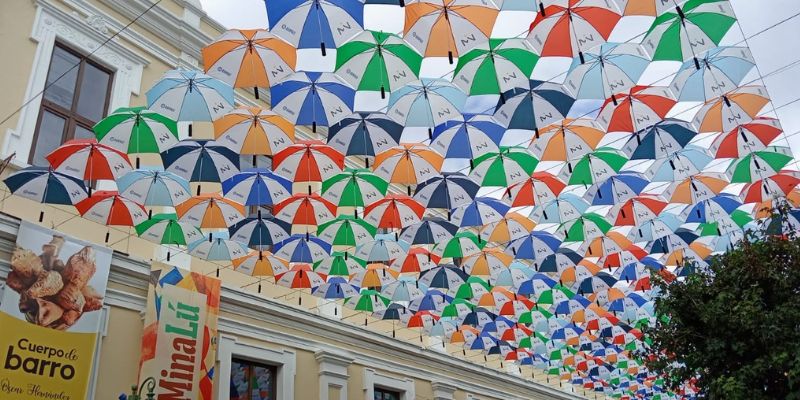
left=138, top=262, right=221, bottom=400
left=0, top=221, right=112, bottom=400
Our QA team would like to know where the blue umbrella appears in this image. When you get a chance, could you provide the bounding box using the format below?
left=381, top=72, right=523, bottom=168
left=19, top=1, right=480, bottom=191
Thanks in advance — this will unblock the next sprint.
left=564, top=43, right=651, bottom=101
left=161, top=139, right=240, bottom=184
left=578, top=272, right=618, bottom=294
left=624, top=119, right=697, bottom=160
left=670, top=46, right=757, bottom=102
left=273, top=233, right=332, bottom=263
left=222, top=169, right=293, bottom=206
left=146, top=69, right=234, bottom=133
left=418, top=265, right=469, bottom=290
left=529, top=194, right=589, bottom=224
left=646, top=148, right=712, bottom=182
left=265, top=0, right=364, bottom=55
left=634, top=213, right=683, bottom=242
left=538, top=249, right=583, bottom=273
left=461, top=307, right=497, bottom=327
left=4, top=167, right=88, bottom=211
left=430, top=114, right=504, bottom=159
left=387, top=79, right=467, bottom=136
left=270, top=72, right=356, bottom=132
left=117, top=168, right=191, bottom=207
left=327, top=112, right=403, bottom=163
left=506, top=231, right=561, bottom=261
left=517, top=273, right=558, bottom=296
left=381, top=278, right=426, bottom=303
left=409, top=289, right=452, bottom=312
left=313, top=276, right=360, bottom=299
left=684, top=194, right=742, bottom=229
left=589, top=173, right=649, bottom=206
left=450, top=197, right=510, bottom=227
left=399, top=217, right=458, bottom=245
left=413, top=172, right=479, bottom=210
left=229, top=217, right=292, bottom=250
left=493, top=80, right=576, bottom=134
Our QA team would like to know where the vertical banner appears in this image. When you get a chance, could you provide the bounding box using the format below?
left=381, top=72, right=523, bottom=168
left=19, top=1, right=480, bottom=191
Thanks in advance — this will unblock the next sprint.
left=138, top=262, right=221, bottom=400
left=0, top=220, right=112, bottom=400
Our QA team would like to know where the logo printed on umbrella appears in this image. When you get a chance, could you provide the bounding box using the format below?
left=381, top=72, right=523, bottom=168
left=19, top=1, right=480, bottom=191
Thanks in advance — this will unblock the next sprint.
left=392, top=71, right=407, bottom=82
left=270, top=65, right=285, bottom=78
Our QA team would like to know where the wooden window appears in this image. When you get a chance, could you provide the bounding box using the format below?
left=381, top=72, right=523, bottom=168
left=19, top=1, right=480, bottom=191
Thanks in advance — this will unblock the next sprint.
left=230, top=359, right=278, bottom=400
left=374, top=387, right=401, bottom=400
left=29, top=42, right=113, bottom=166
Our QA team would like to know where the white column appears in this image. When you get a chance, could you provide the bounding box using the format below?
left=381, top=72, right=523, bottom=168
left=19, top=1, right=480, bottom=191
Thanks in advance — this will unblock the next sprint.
left=316, top=350, right=353, bottom=400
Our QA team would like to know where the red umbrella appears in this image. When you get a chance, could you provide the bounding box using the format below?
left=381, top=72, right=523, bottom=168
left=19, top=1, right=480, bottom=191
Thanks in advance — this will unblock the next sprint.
left=364, top=194, right=426, bottom=230
left=46, top=139, right=132, bottom=181
left=596, top=86, right=676, bottom=133
left=504, top=172, right=565, bottom=207
left=276, top=264, right=327, bottom=289
left=390, top=247, right=440, bottom=275
left=741, top=171, right=800, bottom=204
left=274, top=193, right=337, bottom=227
left=710, top=117, right=783, bottom=158
left=613, top=195, right=668, bottom=226
left=527, top=0, right=621, bottom=60
left=273, top=140, right=345, bottom=184
left=75, top=191, right=147, bottom=226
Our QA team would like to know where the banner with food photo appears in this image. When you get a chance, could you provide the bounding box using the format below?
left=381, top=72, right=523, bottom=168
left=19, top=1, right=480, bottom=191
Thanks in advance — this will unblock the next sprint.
left=138, top=262, right=221, bottom=400
left=0, top=220, right=112, bottom=400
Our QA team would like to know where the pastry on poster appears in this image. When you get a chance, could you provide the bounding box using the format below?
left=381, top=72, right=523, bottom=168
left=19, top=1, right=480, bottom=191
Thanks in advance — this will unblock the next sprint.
left=6, top=234, right=104, bottom=331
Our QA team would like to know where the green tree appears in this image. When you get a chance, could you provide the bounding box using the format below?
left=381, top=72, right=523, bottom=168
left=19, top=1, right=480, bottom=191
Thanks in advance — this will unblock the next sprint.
left=641, top=224, right=800, bottom=399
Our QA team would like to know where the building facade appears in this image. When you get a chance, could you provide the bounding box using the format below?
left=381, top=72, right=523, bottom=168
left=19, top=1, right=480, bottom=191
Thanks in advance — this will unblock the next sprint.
left=0, top=0, right=587, bottom=399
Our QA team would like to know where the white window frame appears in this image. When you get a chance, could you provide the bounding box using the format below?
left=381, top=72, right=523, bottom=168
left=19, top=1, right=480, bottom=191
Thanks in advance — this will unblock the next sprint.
left=3, top=0, right=146, bottom=163
left=217, top=335, right=296, bottom=400
left=363, top=369, right=415, bottom=400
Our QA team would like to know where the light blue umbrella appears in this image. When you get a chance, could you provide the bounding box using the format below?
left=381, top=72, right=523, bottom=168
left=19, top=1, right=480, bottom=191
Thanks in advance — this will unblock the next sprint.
left=146, top=69, right=235, bottom=128
left=381, top=277, right=426, bottom=303
left=270, top=71, right=356, bottom=132
left=646, top=148, right=713, bottom=182
left=387, top=79, right=467, bottom=136
left=492, top=261, right=535, bottom=288
left=670, top=46, right=757, bottom=102
left=529, top=193, right=589, bottom=224
left=430, top=114, right=504, bottom=159
left=563, top=43, right=651, bottom=101
left=355, top=233, right=410, bottom=261
left=633, top=213, right=683, bottom=242
left=266, top=0, right=364, bottom=55
left=117, top=168, right=191, bottom=207
left=189, top=232, right=249, bottom=261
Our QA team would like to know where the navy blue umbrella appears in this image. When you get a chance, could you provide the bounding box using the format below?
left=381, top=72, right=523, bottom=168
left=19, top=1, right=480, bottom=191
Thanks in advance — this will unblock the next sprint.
left=399, top=217, right=458, bottom=245
left=493, top=80, right=576, bottom=134
left=624, top=119, right=697, bottom=160
left=161, top=139, right=239, bottom=184
left=413, top=173, right=479, bottom=210
left=327, top=112, right=403, bottom=165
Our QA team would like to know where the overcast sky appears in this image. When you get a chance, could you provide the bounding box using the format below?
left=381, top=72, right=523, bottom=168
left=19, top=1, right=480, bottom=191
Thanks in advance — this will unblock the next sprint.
left=198, top=0, right=800, bottom=156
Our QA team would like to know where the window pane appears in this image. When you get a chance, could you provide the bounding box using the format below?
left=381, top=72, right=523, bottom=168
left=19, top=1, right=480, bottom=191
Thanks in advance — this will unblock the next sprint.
left=251, top=366, right=274, bottom=400
left=76, top=63, right=111, bottom=122
left=31, top=111, right=66, bottom=166
left=230, top=361, right=250, bottom=400
left=43, top=46, right=80, bottom=109
left=74, top=124, right=95, bottom=141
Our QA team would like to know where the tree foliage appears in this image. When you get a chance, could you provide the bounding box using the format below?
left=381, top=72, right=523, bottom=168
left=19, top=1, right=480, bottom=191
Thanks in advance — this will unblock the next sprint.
left=642, top=225, right=800, bottom=399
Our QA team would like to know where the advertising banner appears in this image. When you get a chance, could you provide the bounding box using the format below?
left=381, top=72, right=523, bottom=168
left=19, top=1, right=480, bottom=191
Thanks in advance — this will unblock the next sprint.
left=0, top=221, right=112, bottom=400
left=138, top=262, right=221, bottom=400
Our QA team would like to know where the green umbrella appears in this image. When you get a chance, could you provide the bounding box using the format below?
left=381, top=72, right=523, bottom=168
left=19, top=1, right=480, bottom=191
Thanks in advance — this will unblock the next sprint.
left=441, top=298, right=476, bottom=318
left=560, top=213, right=612, bottom=242
left=643, top=0, right=736, bottom=63
left=135, top=213, right=202, bottom=246
left=470, top=146, right=539, bottom=187
left=318, top=215, right=377, bottom=247
left=94, top=107, right=178, bottom=165
left=452, top=38, right=538, bottom=96
left=518, top=331, right=549, bottom=349
left=537, top=284, right=575, bottom=305
left=435, top=231, right=485, bottom=259
left=454, top=276, right=492, bottom=300
left=321, top=168, right=389, bottom=208
left=728, top=149, right=793, bottom=183
left=345, top=289, right=390, bottom=313
left=567, top=148, right=628, bottom=185
left=314, top=251, right=366, bottom=276
left=335, top=30, right=422, bottom=98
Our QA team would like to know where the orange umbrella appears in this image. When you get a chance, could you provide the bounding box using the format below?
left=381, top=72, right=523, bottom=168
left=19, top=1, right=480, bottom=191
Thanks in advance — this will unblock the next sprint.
left=176, top=194, right=246, bottom=229
left=463, top=248, right=512, bottom=277
left=479, top=212, right=536, bottom=243
left=373, top=144, right=444, bottom=188
left=404, top=0, right=499, bottom=64
left=584, top=232, right=632, bottom=258
left=530, top=119, right=605, bottom=162
left=202, top=29, right=296, bottom=99
left=350, top=262, right=399, bottom=289
left=665, top=174, right=729, bottom=204
left=213, top=107, right=295, bottom=158
left=692, top=86, right=770, bottom=133
left=232, top=250, right=289, bottom=279
left=560, top=259, right=601, bottom=285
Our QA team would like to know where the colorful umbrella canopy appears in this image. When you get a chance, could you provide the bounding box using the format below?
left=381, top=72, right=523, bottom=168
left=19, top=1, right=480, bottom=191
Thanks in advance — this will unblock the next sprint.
left=213, top=107, right=295, bottom=156
left=135, top=213, right=202, bottom=246
left=625, top=119, right=697, bottom=160
left=419, top=265, right=469, bottom=290
left=564, top=43, right=650, bottom=101
left=314, top=252, right=365, bottom=276
left=670, top=46, right=756, bottom=102
left=350, top=264, right=398, bottom=289
left=567, top=148, right=628, bottom=185
left=327, top=113, right=403, bottom=161
left=274, top=193, right=338, bottom=227
left=597, top=86, right=676, bottom=133
left=116, top=169, right=191, bottom=207
left=505, top=172, right=565, bottom=207
left=222, top=169, right=293, bottom=206
left=451, top=197, right=510, bottom=227
left=470, top=146, right=539, bottom=187
left=273, top=140, right=346, bottom=183
left=531, top=119, right=605, bottom=162
left=189, top=235, right=249, bottom=261
left=175, top=194, right=246, bottom=229
left=404, top=0, right=500, bottom=63
left=527, top=0, right=622, bottom=59
left=364, top=194, right=426, bottom=229
left=318, top=215, right=377, bottom=247
left=232, top=251, right=289, bottom=278
left=321, top=168, right=389, bottom=208
left=643, top=0, right=736, bottom=63
left=161, top=139, right=240, bottom=184
left=453, top=38, right=539, bottom=96
left=692, top=86, right=770, bottom=133
left=314, top=276, right=360, bottom=299
left=93, top=107, right=179, bottom=157
left=387, top=79, right=467, bottom=134
left=355, top=234, right=410, bottom=262
left=346, top=289, right=391, bottom=312
left=480, top=213, right=536, bottom=243
left=727, top=148, right=793, bottom=183
left=431, top=114, right=504, bottom=159
left=413, top=172, right=479, bottom=210
left=46, top=139, right=132, bottom=181
left=270, top=72, right=355, bottom=132
left=335, top=30, right=422, bottom=96
left=228, top=216, right=292, bottom=250
left=146, top=69, right=235, bottom=122
left=75, top=191, right=147, bottom=227
left=4, top=167, right=88, bottom=205
left=274, top=234, right=332, bottom=263
left=434, top=231, right=484, bottom=259
left=741, top=172, right=800, bottom=204
left=710, top=117, right=783, bottom=158
left=266, top=0, right=363, bottom=55
left=400, top=217, right=458, bottom=245
left=373, top=144, right=444, bottom=186
left=276, top=264, right=327, bottom=289
left=494, top=80, right=576, bottom=133
left=588, top=173, right=650, bottom=206
left=202, top=29, right=296, bottom=96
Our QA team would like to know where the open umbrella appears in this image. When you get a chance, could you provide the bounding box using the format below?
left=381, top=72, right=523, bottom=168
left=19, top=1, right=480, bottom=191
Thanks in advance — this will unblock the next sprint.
left=274, top=234, right=332, bottom=263
left=373, top=144, right=444, bottom=187
left=346, top=289, right=391, bottom=312
left=560, top=213, right=612, bottom=242
left=431, top=114, right=504, bottom=160
left=387, top=79, right=467, bottom=136
left=318, top=215, right=377, bottom=247
left=664, top=174, right=729, bottom=204
left=434, top=231, right=484, bottom=259
left=646, top=147, right=712, bottom=182
left=390, top=247, right=439, bottom=275
left=404, top=0, right=500, bottom=63
left=504, top=172, right=565, bottom=208
left=355, top=234, right=410, bottom=262
left=692, top=86, right=770, bottom=133
left=399, top=217, right=458, bottom=245
left=529, top=193, right=589, bottom=224
left=469, top=147, right=539, bottom=187
left=270, top=72, right=355, bottom=132
left=527, top=0, right=622, bottom=60
left=189, top=235, right=249, bottom=261
left=418, top=265, right=469, bottom=290
left=450, top=197, right=510, bottom=227
left=597, top=86, right=676, bottom=133
left=116, top=169, right=191, bottom=207
left=228, top=216, right=292, bottom=250
left=728, top=148, right=793, bottom=184
left=335, top=30, right=422, bottom=97
left=161, top=139, right=240, bottom=185
left=232, top=251, right=289, bottom=278
left=4, top=167, right=88, bottom=207
left=453, top=38, right=539, bottom=96
left=506, top=231, right=561, bottom=261
left=266, top=0, right=363, bottom=55
left=364, top=194, right=426, bottom=229
left=327, top=113, right=403, bottom=163
left=741, top=172, right=800, bottom=204
left=135, top=213, right=203, bottom=246
left=413, top=172, right=479, bottom=210
left=321, top=168, right=389, bottom=209
left=315, top=251, right=365, bottom=276
left=274, top=193, right=338, bottom=227
left=480, top=212, right=536, bottom=243
left=624, top=118, right=696, bottom=160
left=202, top=29, right=296, bottom=99
left=531, top=119, right=605, bottom=162
left=146, top=69, right=234, bottom=132
left=494, top=80, right=575, bottom=134
left=273, top=140, right=346, bottom=183
left=621, top=0, right=689, bottom=16
left=564, top=43, right=650, bottom=101
left=175, top=194, right=245, bottom=229
left=613, top=195, right=668, bottom=227
left=588, top=173, right=650, bottom=206
left=93, top=107, right=178, bottom=165
left=314, top=276, right=360, bottom=299
left=670, top=46, right=756, bottom=102
left=643, top=0, right=736, bottom=64
left=276, top=264, right=327, bottom=290
left=213, top=107, right=295, bottom=158
left=222, top=169, right=292, bottom=206
left=710, top=117, right=783, bottom=158
left=46, top=139, right=132, bottom=182
left=75, top=190, right=147, bottom=227
left=350, top=264, right=398, bottom=290
left=567, top=148, right=628, bottom=185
